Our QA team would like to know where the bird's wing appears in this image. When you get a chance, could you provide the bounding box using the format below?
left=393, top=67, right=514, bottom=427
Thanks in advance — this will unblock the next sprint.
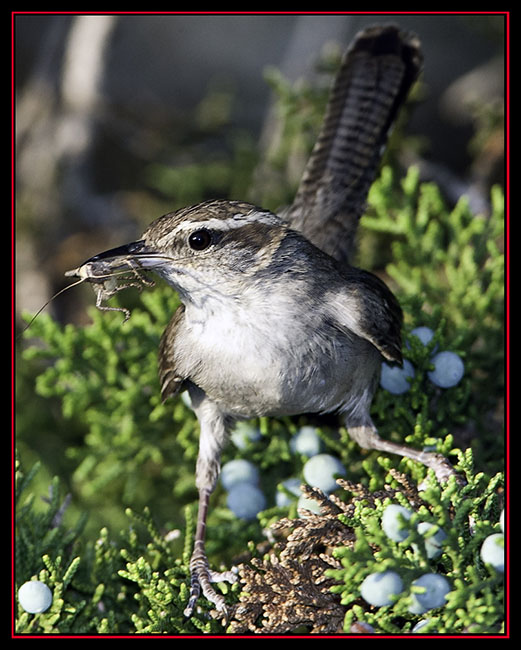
left=158, top=304, right=187, bottom=402
left=327, top=267, right=403, bottom=364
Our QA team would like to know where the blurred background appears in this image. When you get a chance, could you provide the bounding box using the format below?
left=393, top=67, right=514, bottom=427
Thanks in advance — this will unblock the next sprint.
left=15, top=13, right=505, bottom=327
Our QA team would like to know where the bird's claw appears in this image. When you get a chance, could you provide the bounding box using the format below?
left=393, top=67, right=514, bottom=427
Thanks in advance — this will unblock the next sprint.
left=183, top=555, right=238, bottom=619
left=417, top=452, right=466, bottom=490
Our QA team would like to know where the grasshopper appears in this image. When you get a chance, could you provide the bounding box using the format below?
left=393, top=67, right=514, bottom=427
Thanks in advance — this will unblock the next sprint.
left=20, top=244, right=155, bottom=337
left=65, top=254, right=155, bottom=322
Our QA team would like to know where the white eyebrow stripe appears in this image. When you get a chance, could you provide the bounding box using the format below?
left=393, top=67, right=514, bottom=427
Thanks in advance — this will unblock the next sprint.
left=169, top=211, right=283, bottom=237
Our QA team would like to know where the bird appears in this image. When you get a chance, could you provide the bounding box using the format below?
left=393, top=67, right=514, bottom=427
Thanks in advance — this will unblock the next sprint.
left=66, top=24, right=455, bottom=619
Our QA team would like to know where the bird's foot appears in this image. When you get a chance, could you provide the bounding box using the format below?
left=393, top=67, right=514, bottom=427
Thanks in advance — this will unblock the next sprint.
left=416, top=451, right=466, bottom=489
left=425, top=452, right=461, bottom=484
left=347, top=425, right=464, bottom=486
left=184, top=544, right=238, bottom=619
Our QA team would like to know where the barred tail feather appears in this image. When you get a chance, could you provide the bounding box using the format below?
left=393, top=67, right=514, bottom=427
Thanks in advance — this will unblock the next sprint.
left=286, top=24, right=423, bottom=265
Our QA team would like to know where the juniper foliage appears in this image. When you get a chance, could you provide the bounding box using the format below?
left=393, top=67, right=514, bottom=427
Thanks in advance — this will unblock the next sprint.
left=15, top=48, right=505, bottom=635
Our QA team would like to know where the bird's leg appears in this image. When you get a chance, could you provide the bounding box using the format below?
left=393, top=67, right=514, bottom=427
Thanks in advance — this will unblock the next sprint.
left=347, top=423, right=457, bottom=483
left=183, top=487, right=237, bottom=618
left=183, top=389, right=237, bottom=618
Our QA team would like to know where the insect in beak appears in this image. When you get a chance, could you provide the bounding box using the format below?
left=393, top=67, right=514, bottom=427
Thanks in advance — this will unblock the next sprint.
left=21, top=240, right=163, bottom=338
left=64, top=240, right=156, bottom=321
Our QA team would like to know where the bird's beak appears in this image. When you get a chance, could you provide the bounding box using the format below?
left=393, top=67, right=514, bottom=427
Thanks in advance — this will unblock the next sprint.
left=85, top=239, right=154, bottom=265
left=65, top=239, right=164, bottom=280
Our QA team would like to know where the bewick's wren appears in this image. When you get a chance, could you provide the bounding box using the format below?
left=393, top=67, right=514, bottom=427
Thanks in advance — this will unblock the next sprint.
left=67, top=25, right=456, bottom=618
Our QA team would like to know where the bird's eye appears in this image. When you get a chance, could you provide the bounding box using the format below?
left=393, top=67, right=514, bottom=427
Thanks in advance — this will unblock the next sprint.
left=188, top=229, right=213, bottom=251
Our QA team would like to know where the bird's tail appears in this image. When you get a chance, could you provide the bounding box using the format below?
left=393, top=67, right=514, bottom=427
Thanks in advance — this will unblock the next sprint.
left=285, top=24, right=423, bottom=265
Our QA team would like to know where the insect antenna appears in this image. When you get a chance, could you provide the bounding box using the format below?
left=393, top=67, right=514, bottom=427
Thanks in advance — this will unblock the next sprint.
left=17, top=276, right=87, bottom=339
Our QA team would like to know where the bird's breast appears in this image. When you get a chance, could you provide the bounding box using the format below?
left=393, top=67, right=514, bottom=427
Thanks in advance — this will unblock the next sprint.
left=174, top=294, right=379, bottom=419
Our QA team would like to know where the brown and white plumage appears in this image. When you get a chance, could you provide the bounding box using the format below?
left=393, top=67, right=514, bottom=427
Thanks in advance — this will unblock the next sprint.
left=70, top=25, right=458, bottom=620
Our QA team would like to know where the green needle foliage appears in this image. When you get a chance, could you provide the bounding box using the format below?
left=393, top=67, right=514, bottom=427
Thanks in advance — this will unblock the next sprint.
left=15, top=53, right=505, bottom=635
left=15, top=457, right=231, bottom=634
left=327, top=459, right=504, bottom=634
left=15, top=170, right=506, bottom=634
